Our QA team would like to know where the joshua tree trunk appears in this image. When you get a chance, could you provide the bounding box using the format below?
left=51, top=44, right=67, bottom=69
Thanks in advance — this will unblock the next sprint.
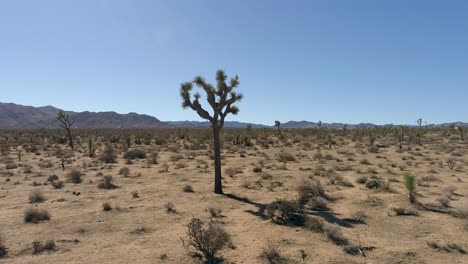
left=212, top=126, right=223, bottom=194
left=66, top=128, right=74, bottom=150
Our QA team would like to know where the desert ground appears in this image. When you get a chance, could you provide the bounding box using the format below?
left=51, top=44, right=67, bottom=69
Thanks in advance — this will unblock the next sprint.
left=0, top=128, right=467, bottom=263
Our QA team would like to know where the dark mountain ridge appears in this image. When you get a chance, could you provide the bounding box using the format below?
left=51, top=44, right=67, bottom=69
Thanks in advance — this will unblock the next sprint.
left=0, top=102, right=466, bottom=129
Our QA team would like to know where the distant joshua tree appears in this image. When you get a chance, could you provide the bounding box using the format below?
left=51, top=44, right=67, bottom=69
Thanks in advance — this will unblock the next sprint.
left=395, top=126, right=405, bottom=150
left=458, top=127, right=465, bottom=141
left=57, top=111, right=75, bottom=150
left=274, top=120, right=283, bottom=140
left=416, top=118, right=423, bottom=128
left=180, top=69, right=243, bottom=194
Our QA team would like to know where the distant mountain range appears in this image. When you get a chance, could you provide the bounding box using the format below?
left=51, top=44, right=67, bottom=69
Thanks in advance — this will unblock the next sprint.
left=0, top=102, right=466, bottom=129
left=0, top=103, right=166, bottom=129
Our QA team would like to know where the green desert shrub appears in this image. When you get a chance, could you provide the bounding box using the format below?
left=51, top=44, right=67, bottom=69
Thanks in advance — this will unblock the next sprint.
left=266, top=200, right=305, bottom=226
left=124, top=149, right=147, bottom=159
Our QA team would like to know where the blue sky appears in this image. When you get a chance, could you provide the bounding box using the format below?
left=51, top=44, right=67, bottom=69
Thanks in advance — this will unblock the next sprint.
left=1, top=0, right=467, bottom=125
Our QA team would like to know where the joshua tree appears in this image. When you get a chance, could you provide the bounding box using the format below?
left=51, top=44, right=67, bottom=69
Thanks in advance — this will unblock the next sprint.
left=180, top=69, right=243, bottom=194
left=88, top=138, right=96, bottom=158
left=416, top=118, right=423, bottom=128
left=369, top=130, right=376, bottom=146
left=395, top=126, right=404, bottom=150
left=458, top=127, right=465, bottom=141
left=274, top=120, right=283, bottom=140
left=317, top=120, right=323, bottom=138
left=57, top=111, right=75, bottom=150
left=403, top=172, right=416, bottom=204
left=16, top=149, right=22, bottom=161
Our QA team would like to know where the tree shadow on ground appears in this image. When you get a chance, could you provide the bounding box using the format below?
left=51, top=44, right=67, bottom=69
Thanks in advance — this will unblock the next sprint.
left=307, top=210, right=364, bottom=228
left=224, top=193, right=365, bottom=228
left=223, top=193, right=268, bottom=220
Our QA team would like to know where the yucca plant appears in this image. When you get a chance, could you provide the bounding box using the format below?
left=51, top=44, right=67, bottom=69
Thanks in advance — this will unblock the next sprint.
left=403, top=172, right=416, bottom=204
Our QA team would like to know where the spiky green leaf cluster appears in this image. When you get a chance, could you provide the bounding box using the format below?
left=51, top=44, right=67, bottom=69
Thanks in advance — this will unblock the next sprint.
left=179, top=69, right=243, bottom=128
left=403, top=172, right=416, bottom=194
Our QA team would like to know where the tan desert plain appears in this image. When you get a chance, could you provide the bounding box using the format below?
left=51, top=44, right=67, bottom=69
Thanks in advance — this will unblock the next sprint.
left=0, top=72, right=467, bottom=264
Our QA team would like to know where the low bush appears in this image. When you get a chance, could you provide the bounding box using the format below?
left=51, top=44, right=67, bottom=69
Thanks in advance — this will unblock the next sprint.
left=32, top=240, right=55, bottom=254
left=428, top=241, right=466, bottom=254
left=266, top=200, right=304, bottom=226
left=29, top=189, right=45, bottom=203
left=51, top=180, right=64, bottom=189
left=365, top=179, right=383, bottom=189
left=297, top=178, right=328, bottom=203
left=97, top=175, right=118, bottom=189
left=124, top=149, right=147, bottom=160
left=165, top=202, right=176, bottom=213
left=5, top=163, right=17, bottom=170
left=102, top=202, right=112, bottom=211
left=323, top=223, right=349, bottom=246
left=356, top=175, right=368, bottom=184
left=307, top=196, right=329, bottom=210
left=99, top=143, right=117, bottom=163
left=304, top=216, right=325, bottom=233
left=258, top=241, right=288, bottom=264
left=208, top=207, right=222, bottom=218
left=183, top=218, right=230, bottom=263
left=278, top=152, right=296, bottom=163
left=118, top=167, right=130, bottom=177
left=67, top=169, right=82, bottom=184
left=359, top=159, right=371, bottom=165
left=0, top=234, right=7, bottom=258
left=436, top=195, right=451, bottom=207
left=183, top=184, right=194, bottom=193
left=453, top=205, right=468, bottom=218
left=24, top=208, right=51, bottom=223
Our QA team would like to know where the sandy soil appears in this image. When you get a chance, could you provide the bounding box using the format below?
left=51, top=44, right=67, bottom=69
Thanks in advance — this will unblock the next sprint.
left=0, top=131, right=467, bottom=263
